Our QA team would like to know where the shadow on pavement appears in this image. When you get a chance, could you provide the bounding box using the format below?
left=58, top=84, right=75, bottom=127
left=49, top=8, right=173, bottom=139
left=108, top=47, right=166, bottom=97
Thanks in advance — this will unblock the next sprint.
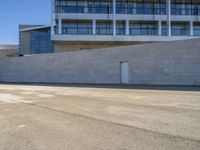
left=0, top=82, right=200, bottom=92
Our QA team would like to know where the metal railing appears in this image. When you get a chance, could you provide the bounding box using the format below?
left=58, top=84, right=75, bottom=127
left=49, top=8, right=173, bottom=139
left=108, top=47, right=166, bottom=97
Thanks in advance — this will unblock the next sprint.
left=162, top=28, right=190, bottom=36
left=62, top=27, right=93, bottom=35
left=116, top=28, right=125, bottom=35
left=194, top=29, right=200, bottom=36
left=116, top=6, right=166, bottom=15
left=55, top=5, right=200, bottom=16
left=56, top=6, right=111, bottom=14
left=171, top=8, right=200, bottom=15
left=96, top=27, right=113, bottom=35
left=171, top=28, right=190, bottom=36
left=130, top=27, right=158, bottom=35
left=56, top=27, right=196, bottom=36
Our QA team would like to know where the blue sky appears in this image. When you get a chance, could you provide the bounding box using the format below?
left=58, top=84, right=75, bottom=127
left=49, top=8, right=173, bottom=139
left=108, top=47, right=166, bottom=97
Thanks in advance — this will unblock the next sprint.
left=0, top=0, right=51, bottom=44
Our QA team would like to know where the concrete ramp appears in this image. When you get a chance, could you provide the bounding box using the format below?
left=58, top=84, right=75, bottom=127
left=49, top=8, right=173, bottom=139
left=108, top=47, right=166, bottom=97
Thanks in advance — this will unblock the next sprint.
left=0, top=39, right=200, bottom=86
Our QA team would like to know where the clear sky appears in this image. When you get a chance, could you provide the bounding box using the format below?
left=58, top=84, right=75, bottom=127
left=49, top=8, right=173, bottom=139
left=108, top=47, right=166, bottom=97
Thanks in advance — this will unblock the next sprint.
left=0, top=0, right=51, bottom=44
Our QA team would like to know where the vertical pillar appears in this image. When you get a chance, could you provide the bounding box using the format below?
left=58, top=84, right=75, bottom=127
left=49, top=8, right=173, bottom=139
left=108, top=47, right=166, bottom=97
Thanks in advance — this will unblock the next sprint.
left=166, top=0, right=171, bottom=36
left=51, top=15, right=55, bottom=35
left=92, top=19, right=96, bottom=35
left=58, top=19, right=62, bottom=34
left=133, top=1, right=136, bottom=14
left=126, top=20, right=129, bottom=35
left=113, top=0, right=116, bottom=36
left=84, top=1, right=88, bottom=13
left=158, top=20, right=162, bottom=35
left=190, top=21, right=193, bottom=36
left=182, top=0, right=186, bottom=15
left=51, top=0, right=55, bottom=35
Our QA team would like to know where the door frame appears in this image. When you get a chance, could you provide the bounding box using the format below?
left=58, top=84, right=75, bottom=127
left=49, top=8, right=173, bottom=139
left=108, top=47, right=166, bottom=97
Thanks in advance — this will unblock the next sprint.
left=120, top=61, right=129, bottom=84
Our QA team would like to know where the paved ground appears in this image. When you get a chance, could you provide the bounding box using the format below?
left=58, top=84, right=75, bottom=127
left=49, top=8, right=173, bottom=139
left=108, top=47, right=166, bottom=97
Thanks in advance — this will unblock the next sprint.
left=0, top=84, right=200, bottom=150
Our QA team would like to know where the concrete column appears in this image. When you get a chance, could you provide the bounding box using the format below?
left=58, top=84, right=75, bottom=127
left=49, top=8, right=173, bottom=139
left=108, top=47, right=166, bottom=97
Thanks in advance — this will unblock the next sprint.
left=58, top=19, right=62, bottom=34
left=126, top=20, right=129, bottom=35
left=92, top=19, right=96, bottom=35
left=113, top=0, right=116, bottom=36
left=166, top=0, right=171, bottom=36
left=84, top=1, right=88, bottom=13
left=182, top=0, right=186, bottom=15
left=51, top=16, right=56, bottom=35
left=51, top=0, right=55, bottom=35
left=190, top=21, right=194, bottom=36
left=133, top=1, right=136, bottom=14
left=158, top=20, right=162, bottom=35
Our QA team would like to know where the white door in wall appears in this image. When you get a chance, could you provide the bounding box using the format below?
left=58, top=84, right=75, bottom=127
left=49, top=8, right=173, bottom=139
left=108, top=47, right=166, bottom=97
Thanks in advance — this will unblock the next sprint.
left=120, top=62, right=129, bottom=84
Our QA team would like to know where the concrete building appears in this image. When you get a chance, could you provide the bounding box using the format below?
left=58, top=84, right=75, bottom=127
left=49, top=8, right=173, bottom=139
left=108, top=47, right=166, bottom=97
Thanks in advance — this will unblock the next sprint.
left=0, top=45, right=19, bottom=57
left=51, top=0, right=200, bottom=52
left=19, top=25, right=54, bottom=55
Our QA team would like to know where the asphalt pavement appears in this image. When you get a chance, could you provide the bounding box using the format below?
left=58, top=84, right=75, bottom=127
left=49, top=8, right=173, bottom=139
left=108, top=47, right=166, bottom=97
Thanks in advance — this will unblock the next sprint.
left=0, top=84, right=200, bottom=150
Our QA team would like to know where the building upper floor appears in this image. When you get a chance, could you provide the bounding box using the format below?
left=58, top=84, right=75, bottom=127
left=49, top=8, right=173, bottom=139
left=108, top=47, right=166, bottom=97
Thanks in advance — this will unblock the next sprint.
left=53, top=0, right=200, bottom=16
left=54, top=20, right=200, bottom=36
left=51, top=0, right=200, bottom=42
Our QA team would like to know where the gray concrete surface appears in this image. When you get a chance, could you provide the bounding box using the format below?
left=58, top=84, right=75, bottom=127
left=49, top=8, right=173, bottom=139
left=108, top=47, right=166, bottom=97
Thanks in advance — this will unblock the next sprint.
left=0, top=38, right=200, bottom=86
left=0, top=84, right=200, bottom=150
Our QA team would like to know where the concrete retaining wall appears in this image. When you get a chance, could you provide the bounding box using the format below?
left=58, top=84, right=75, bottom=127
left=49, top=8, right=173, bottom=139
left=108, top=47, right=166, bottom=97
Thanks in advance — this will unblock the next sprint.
left=0, top=39, right=200, bottom=86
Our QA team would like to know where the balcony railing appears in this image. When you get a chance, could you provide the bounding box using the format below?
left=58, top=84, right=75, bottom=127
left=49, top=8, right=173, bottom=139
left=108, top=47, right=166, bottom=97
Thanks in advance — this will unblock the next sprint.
left=56, top=27, right=197, bottom=36
left=194, top=29, right=200, bottom=36
left=89, top=6, right=112, bottom=14
left=162, top=28, right=190, bottom=36
left=96, top=28, right=113, bottom=35
left=61, top=27, right=125, bottom=35
left=56, top=6, right=111, bottom=14
left=117, top=28, right=125, bottom=35
left=55, top=4, right=200, bottom=15
left=130, top=27, right=158, bottom=35
left=116, top=6, right=166, bottom=15
left=162, top=28, right=167, bottom=35
left=171, top=8, right=200, bottom=15
left=171, top=28, right=190, bottom=36
left=62, top=27, right=92, bottom=35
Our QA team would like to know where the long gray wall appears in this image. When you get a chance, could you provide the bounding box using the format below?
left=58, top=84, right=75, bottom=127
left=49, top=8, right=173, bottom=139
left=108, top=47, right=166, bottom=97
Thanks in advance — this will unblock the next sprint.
left=0, top=39, right=200, bottom=86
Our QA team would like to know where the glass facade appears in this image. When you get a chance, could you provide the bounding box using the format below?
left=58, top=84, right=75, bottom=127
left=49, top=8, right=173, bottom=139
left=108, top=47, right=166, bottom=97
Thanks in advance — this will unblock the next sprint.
left=171, top=22, right=190, bottom=36
left=55, top=0, right=200, bottom=15
left=55, top=0, right=112, bottom=14
left=194, top=23, right=200, bottom=36
left=162, top=22, right=167, bottom=35
left=117, top=21, right=126, bottom=35
left=162, top=22, right=191, bottom=36
left=96, top=21, right=113, bottom=35
left=31, top=29, right=54, bottom=54
left=62, top=20, right=92, bottom=34
left=56, top=20, right=200, bottom=36
left=130, top=21, right=158, bottom=35
left=53, top=1, right=200, bottom=37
